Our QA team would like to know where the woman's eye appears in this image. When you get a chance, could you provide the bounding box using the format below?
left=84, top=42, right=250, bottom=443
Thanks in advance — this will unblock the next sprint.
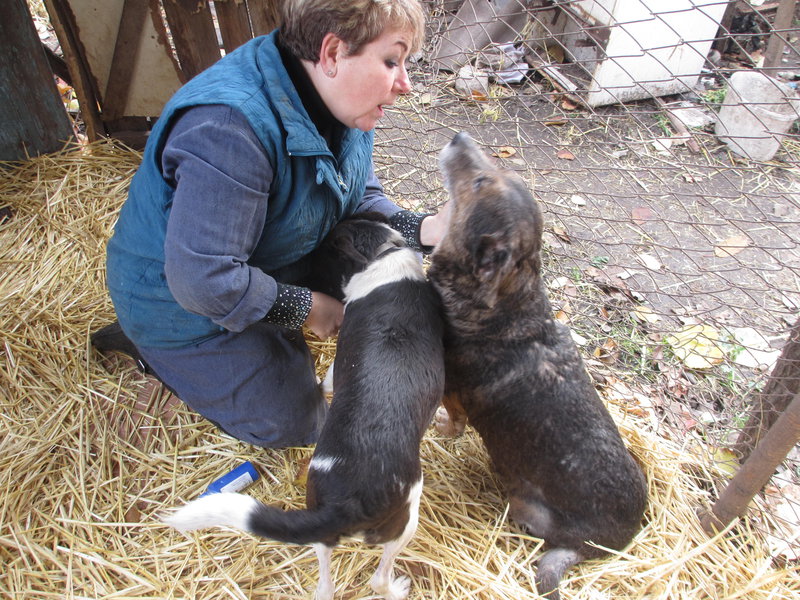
left=385, top=60, right=399, bottom=68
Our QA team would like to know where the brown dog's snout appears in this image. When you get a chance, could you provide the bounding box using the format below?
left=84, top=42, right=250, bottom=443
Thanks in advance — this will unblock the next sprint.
left=439, top=132, right=495, bottom=187
left=450, top=131, right=470, bottom=147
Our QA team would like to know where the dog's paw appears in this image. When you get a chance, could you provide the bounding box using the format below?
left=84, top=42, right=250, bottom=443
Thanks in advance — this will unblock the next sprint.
left=383, top=575, right=411, bottom=600
left=434, top=406, right=465, bottom=437
left=320, top=363, right=334, bottom=397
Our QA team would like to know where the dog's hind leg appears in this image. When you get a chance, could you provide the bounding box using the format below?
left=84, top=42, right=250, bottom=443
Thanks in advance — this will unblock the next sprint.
left=313, top=543, right=335, bottom=600
left=370, top=479, right=423, bottom=600
left=535, top=547, right=582, bottom=600
left=434, top=391, right=468, bottom=436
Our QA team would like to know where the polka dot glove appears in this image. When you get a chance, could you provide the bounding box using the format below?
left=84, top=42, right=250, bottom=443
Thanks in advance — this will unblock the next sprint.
left=263, top=283, right=312, bottom=330
left=389, top=210, right=434, bottom=254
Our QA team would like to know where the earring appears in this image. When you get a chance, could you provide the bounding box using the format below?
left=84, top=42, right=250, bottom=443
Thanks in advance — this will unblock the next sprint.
left=328, top=70, right=335, bottom=77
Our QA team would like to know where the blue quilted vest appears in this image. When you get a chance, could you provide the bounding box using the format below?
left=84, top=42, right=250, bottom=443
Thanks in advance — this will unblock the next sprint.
left=106, top=31, right=374, bottom=348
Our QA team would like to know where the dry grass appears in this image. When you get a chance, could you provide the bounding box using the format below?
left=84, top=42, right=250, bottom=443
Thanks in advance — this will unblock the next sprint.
left=1, top=141, right=798, bottom=599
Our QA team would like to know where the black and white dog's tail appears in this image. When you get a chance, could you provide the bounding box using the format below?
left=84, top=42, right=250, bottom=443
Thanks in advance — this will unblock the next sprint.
left=164, top=492, right=349, bottom=545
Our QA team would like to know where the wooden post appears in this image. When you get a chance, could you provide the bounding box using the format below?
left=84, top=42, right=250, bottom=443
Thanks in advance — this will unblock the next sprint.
left=161, top=0, right=221, bottom=80
left=103, top=0, right=151, bottom=121
left=763, top=0, right=797, bottom=72
left=734, top=317, right=800, bottom=462
left=0, top=0, right=74, bottom=160
left=43, top=0, right=105, bottom=141
left=700, top=390, right=800, bottom=535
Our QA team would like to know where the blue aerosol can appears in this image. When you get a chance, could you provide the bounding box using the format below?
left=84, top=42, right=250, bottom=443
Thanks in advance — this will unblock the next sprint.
left=199, top=461, right=259, bottom=497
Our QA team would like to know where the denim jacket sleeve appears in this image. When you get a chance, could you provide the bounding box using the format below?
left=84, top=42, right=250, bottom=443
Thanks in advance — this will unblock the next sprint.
left=161, top=105, right=279, bottom=333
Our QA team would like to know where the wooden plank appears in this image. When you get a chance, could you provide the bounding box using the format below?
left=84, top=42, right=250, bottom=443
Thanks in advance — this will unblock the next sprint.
left=43, top=0, right=104, bottom=140
left=215, top=0, right=252, bottom=53
left=247, top=0, right=282, bottom=37
left=103, top=0, right=150, bottom=120
left=162, top=0, right=221, bottom=79
left=0, top=0, right=74, bottom=160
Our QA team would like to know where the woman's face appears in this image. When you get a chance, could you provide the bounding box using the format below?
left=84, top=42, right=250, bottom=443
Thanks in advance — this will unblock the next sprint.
left=324, top=28, right=414, bottom=131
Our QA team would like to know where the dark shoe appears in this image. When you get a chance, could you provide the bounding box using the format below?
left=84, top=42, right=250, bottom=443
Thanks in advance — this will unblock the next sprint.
left=91, top=321, right=153, bottom=375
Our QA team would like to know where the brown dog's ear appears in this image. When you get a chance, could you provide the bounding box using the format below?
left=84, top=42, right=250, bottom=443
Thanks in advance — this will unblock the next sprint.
left=474, top=233, right=510, bottom=282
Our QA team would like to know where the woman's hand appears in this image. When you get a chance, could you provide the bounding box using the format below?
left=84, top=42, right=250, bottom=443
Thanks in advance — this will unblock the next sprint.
left=419, top=200, right=453, bottom=248
left=305, top=292, right=344, bottom=339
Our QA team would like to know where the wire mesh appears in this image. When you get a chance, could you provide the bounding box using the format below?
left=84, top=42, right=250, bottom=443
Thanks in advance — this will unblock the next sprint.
left=376, top=0, right=800, bottom=563
left=24, top=0, right=800, bottom=573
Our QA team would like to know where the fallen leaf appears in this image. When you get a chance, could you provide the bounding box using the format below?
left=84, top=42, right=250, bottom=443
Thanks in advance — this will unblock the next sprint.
left=714, top=234, right=751, bottom=257
left=632, top=305, right=661, bottom=324
left=711, top=447, right=739, bottom=477
left=570, top=194, right=586, bottom=206
left=585, top=266, right=637, bottom=302
left=763, top=479, right=800, bottom=561
left=561, top=97, right=579, bottom=111
left=651, top=138, right=673, bottom=153
left=492, top=146, right=517, bottom=158
left=571, top=329, right=588, bottom=346
left=471, top=89, right=489, bottom=102
left=294, top=456, right=311, bottom=488
left=546, top=44, right=565, bottom=63
left=593, top=338, right=619, bottom=364
left=631, top=206, right=655, bottom=225
left=665, top=324, right=725, bottom=370
left=557, top=149, right=576, bottom=160
left=544, top=117, right=568, bottom=127
left=549, top=276, right=572, bottom=290
left=551, top=224, right=571, bottom=243
left=637, top=253, right=663, bottom=271
left=731, top=327, right=781, bottom=370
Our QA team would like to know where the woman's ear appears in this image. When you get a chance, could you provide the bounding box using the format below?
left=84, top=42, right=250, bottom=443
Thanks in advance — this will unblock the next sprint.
left=318, top=32, right=344, bottom=77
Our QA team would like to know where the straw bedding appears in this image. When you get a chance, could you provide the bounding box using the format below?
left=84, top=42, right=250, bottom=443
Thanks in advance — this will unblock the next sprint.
left=1, top=140, right=797, bottom=599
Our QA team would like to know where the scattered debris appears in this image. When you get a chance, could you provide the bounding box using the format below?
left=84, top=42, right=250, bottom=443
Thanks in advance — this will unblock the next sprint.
left=454, top=64, right=489, bottom=100
left=476, top=43, right=528, bottom=85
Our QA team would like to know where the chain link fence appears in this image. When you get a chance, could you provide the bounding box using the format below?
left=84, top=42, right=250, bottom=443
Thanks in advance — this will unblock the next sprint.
left=376, top=0, right=800, bottom=563
left=23, top=0, right=800, bottom=575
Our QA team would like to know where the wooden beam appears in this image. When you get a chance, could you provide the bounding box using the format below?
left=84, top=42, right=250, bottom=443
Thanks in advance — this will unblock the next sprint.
left=248, top=0, right=283, bottom=37
left=700, top=390, right=800, bottom=535
left=103, top=0, right=150, bottom=121
left=215, top=0, right=252, bottom=53
left=161, top=0, right=221, bottom=79
left=43, top=0, right=104, bottom=140
left=0, top=0, right=74, bottom=160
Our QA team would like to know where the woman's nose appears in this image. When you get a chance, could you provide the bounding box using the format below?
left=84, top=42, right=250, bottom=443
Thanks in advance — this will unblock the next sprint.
left=394, top=64, right=411, bottom=94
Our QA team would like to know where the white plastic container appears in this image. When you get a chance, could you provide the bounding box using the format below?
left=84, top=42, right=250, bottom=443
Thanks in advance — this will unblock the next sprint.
left=715, top=71, right=800, bottom=161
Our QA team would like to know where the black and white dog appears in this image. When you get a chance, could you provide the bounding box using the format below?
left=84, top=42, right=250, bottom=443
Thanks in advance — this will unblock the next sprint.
left=165, top=216, right=445, bottom=600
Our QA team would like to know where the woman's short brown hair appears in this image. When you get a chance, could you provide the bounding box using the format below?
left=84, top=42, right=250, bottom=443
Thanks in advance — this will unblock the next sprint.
left=280, top=0, right=425, bottom=61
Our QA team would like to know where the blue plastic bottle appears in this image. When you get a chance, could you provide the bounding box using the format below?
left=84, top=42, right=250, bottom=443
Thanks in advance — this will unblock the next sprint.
left=199, top=461, right=259, bottom=497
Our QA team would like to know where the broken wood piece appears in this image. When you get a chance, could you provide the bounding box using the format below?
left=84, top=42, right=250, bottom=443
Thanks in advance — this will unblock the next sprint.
left=699, top=389, right=800, bottom=536
left=655, top=97, right=701, bottom=153
left=527, top=58, right=585, bottom=106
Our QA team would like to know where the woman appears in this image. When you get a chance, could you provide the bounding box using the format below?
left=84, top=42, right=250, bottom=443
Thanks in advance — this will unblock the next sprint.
left=99, top=0, right=448, bottom=447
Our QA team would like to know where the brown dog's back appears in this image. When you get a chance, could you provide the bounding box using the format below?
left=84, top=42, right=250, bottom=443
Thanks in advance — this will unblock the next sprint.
left=429, top=132, right=646, bottom=599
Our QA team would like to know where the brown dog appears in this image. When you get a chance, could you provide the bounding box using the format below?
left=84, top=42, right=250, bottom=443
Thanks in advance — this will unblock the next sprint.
left=428, top=132, right=647, bottom=599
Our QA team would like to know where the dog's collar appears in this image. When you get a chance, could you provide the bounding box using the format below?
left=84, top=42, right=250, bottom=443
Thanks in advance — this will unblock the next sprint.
left=374, top=244, right=406, bottom=261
